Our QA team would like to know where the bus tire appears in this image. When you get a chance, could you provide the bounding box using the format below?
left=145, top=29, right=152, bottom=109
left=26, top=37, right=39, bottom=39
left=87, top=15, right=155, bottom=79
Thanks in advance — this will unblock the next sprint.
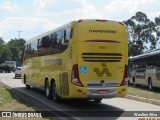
left=51, top=81, right=60, bottom=103
left=24, top=75, right=30, bottom=89
left=45, top=80, right=51, bottom=99
left=94, top=98, right=102, bottom=103
left=26, top=84, right=31, bottom=89
left=128, top=79, right=131, bottom=85
left=133, top=77, right=137, bottom=87
left=148, top=78, right=153, bottom=91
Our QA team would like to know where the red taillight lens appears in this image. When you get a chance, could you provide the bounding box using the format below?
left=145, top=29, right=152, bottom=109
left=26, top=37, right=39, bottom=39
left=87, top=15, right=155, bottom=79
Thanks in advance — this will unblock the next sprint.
left=71, top=64, right=83, bottom=87
left=120, top=65, right=128, bottom=86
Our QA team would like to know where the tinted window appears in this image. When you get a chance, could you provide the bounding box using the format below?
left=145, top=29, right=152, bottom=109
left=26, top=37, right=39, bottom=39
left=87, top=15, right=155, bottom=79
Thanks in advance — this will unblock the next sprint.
left=17, top=68, right=21, bottom=70
left=24, top=43, right=32, bottom=59
left=24, top=27, right=72, bottom=58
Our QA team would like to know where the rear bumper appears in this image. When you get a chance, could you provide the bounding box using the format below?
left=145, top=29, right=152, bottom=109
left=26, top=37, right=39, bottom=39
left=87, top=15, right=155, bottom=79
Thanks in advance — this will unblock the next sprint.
left=87, top=87, right=117, bottom=99
left=15, top=74, right=21, bottom=77
left=69, top=84, right=127, bottom=99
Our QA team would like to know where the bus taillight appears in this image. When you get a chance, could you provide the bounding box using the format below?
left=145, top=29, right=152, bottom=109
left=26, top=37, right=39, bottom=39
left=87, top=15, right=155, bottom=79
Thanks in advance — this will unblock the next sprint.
left=120, top=65, right=128, bottom=86
left=71, top=64, right=83, bottom=87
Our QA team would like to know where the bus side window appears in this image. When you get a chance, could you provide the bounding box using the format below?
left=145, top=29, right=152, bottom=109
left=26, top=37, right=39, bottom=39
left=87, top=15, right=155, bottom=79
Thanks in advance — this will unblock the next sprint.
left=28, top=44, right=32, bottom=58
left=146, top=57, right=150, bottom=69
left=22, top=45, right=26, bottom=62
left=147, top=57, right=151, bottom=69
left=155, top=55, right=160, bottom=68
left=70, top=28, right=73, bottom=38
left=142, top=58, right=146, bottom=68
left=64, top=30, right=66, bottom=42
left=36, top=28, right=71, bottom=56
left=151, top=56, right=155, bottom=68
left=37, top=39, right=41, bottom=49
left=132, top=61, right=135, bottom=69
left=65, top=27, right=71, bottom=43
left=50, top=32, right=58, bottom=47
left=41, top=36, right=49, bottom=48
left=49, top=32, right=56, bottom=54
left=31, top=40, right=38, bottom=57
left=63, top=27, right=71, bottom=48
left=38, top=35, right=50, bottom=56
left=158, top=55, right=160, bottom=68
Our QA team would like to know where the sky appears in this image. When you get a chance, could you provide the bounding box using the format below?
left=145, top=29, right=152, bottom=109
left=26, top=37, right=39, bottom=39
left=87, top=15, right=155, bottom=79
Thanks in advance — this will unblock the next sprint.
left=0, top=0, right=160, bottom=42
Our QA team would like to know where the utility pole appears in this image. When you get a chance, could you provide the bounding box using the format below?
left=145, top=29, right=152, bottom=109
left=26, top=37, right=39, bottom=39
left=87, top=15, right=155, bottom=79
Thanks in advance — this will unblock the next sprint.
left=17, top=31, right=22, bottom=39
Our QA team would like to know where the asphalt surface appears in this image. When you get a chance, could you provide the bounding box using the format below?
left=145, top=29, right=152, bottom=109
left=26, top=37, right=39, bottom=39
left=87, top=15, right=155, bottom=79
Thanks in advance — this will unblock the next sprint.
left=0, top=73, right=160, bottom=120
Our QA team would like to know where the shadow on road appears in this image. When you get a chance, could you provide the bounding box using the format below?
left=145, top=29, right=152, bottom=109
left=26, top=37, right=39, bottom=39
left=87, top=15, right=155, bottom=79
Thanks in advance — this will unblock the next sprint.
left=1, top=80, right=125, bottom=119
left=9, top=86, right=125, bottom=118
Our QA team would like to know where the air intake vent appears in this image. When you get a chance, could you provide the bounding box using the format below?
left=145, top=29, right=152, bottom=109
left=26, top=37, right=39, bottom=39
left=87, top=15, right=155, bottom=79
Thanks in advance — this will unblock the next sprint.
left=82, top=53, right=122, bottom=62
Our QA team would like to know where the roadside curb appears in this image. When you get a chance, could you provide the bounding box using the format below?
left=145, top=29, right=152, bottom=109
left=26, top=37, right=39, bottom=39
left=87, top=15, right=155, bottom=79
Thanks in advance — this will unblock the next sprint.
left=1, top=79, right=160, bottom=108
left=126, top=95, right=160, bottom=106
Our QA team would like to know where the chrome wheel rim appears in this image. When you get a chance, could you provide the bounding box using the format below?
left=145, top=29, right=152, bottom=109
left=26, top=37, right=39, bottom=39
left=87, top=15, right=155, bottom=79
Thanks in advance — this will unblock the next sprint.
left=45, top=84, right=50, bottom=97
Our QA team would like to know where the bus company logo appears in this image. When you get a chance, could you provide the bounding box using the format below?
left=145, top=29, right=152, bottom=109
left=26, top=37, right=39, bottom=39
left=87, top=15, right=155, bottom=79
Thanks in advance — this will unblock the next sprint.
left=89, top=30, right=116, bottom=34
left=44, top=59, right=62, bottom=66
left=94, top=63, right=112, bottom=77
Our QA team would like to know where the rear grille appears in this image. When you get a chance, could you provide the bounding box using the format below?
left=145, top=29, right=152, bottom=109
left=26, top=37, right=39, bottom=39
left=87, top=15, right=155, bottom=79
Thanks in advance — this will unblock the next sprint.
left=82, top=53, right=122, bottom=62
left=88, top=80, right=119, bottom=87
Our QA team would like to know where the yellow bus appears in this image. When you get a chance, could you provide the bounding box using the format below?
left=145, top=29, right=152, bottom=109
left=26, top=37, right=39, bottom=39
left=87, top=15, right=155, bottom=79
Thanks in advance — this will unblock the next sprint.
left=21, top=19, right=128, bottom=103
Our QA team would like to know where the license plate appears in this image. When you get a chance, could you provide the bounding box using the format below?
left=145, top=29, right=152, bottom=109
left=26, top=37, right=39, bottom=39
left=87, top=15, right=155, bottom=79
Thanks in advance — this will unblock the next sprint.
left=98, top=90, right=108, bottom=94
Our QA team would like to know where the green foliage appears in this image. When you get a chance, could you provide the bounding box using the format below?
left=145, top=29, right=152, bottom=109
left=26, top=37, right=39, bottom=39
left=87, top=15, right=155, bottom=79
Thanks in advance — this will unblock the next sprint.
left=155, top=17, right=160, bottom=25
left=155, top=17, right=160, bottom=38
left=125, top=11, right=158, bottom=56
left=7, top=38, right=26, bottom=61
left=0, top=37, right=5, bottom=44
left=0, top=87, right=13, bottom=105
left=0, top=44, right=12, bottom=63
left=7, top=38, right=25, bottom=51
left=127, top=86, right=160, bottom=101
left=0, top=38, right=26, bottom=63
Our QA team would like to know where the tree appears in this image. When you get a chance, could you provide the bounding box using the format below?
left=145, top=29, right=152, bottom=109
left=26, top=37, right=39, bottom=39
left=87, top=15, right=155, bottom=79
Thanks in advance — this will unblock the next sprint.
left=0, top=44, right=12, bottom=63
left=155, top=17, right=160, bottom=47
left=7, top=38, right=26, bottom=61
left=0, top=37, right=5, bottom=44
left=125, top=11, right=157, bottom=56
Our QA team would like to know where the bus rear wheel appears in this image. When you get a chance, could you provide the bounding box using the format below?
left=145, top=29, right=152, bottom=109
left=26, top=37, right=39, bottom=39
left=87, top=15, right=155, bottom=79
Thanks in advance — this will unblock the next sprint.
left=148, top=79, right=153, bottom=91
left=26, top=84, right=31, bottom=89
left=45, top=81, right=51, bottom=99
left=24, top=75, right=30, bottom=89
left=51, top=82, right=60, bottom=102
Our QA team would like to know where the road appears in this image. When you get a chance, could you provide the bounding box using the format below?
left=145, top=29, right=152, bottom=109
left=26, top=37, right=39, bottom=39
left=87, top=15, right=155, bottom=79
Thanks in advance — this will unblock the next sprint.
left=0, top=73, right=160, bottom=120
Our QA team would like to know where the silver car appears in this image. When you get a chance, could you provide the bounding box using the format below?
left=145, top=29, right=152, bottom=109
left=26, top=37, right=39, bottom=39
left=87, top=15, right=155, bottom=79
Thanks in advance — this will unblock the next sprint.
left=15, top=67, right=21, bottom=78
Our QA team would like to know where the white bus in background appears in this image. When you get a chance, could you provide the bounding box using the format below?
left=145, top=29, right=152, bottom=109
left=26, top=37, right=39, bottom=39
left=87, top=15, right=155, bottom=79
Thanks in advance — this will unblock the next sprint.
left=128, top=49, right=160, bottom=90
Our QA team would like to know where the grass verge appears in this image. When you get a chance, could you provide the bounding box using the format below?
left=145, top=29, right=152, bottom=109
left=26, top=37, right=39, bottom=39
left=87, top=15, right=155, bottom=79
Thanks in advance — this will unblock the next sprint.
left=127, top=85, right=160, bottom=101
left=0, top=83, right=48, bottom=120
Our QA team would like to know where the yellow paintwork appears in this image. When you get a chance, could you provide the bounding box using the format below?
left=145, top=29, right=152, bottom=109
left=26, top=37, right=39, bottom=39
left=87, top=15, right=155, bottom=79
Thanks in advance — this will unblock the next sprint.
left=22, top=20, right=128, bottom=99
